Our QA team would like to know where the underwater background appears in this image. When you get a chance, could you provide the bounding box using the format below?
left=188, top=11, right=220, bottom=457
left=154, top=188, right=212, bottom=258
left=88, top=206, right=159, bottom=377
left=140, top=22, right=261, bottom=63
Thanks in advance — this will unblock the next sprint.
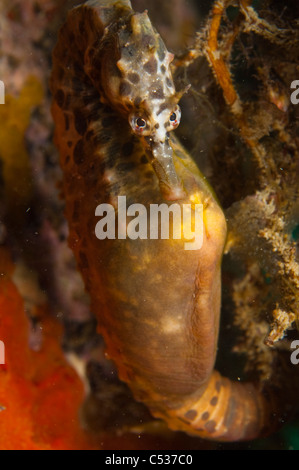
left=0, top=0, right=299, bottom=450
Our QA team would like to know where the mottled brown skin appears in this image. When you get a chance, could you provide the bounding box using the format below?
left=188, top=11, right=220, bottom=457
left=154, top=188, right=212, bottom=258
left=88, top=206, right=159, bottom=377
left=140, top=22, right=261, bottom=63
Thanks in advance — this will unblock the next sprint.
left=50, top=0, right=287, bottom=441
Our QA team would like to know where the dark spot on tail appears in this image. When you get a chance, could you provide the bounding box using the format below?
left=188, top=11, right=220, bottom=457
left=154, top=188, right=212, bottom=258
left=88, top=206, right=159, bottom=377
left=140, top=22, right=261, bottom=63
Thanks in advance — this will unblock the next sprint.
left=201, top=411, right=210, bottom=421
left=205, top=420, right=216, bottom=433
left=184, top=409, right=198, bottom=421
left=210, top=396, right=218, bottom=406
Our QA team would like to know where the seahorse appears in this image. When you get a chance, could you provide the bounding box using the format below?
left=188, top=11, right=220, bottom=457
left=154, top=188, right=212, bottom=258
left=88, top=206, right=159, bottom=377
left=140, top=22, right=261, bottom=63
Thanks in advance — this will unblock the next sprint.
left=50, top=0, right=290, bottom=441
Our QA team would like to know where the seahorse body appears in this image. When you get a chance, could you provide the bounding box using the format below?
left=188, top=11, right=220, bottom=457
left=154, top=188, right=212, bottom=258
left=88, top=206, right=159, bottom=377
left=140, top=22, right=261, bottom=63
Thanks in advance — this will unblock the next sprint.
left=51, top=0, right=287, bottom=441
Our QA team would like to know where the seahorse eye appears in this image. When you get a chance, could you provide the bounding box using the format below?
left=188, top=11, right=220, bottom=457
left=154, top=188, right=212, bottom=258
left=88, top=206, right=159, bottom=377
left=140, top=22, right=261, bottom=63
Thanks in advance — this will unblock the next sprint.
left=136, top=117, right=146, bottom=128
left=129, top=113, right=151, bottom=135
left=168, top=106, right=181, bottom=130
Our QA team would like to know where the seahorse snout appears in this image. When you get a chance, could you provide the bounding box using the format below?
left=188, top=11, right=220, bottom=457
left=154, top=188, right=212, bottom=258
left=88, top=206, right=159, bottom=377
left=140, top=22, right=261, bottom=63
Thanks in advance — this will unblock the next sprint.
left=145, top=137, right=185, bottom=200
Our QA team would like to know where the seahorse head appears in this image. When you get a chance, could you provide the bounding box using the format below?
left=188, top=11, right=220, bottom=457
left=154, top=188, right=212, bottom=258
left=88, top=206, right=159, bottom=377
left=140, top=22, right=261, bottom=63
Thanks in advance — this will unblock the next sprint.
left=102, top=10, right=186, bottom=199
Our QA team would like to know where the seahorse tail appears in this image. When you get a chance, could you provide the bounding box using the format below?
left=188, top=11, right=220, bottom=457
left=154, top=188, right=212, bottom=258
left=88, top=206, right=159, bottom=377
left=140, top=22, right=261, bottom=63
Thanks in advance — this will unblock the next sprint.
left=150, top=370, right=289, bottom=441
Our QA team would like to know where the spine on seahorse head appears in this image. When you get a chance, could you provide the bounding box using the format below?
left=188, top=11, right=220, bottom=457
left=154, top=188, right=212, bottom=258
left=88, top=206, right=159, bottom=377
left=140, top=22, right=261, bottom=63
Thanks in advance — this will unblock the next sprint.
left=50, top=0, right=292, bottom=441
